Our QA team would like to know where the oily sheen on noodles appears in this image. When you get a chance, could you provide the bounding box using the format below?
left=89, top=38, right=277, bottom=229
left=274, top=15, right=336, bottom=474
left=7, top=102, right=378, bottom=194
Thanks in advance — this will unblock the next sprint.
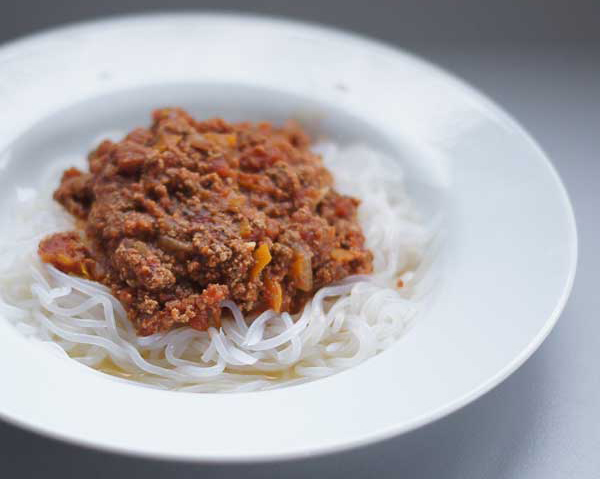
left=0, top=143, right=430, bottom=392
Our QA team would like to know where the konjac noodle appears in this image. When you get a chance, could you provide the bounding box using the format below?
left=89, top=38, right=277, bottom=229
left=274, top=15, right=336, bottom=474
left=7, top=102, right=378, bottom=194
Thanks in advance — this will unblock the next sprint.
left=0, top=111, right=432, bottom=392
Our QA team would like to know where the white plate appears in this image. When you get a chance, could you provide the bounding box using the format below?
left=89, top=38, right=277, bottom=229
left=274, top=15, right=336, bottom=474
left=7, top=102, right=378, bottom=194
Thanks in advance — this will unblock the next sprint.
left=0, top=14, right=577, bottom=462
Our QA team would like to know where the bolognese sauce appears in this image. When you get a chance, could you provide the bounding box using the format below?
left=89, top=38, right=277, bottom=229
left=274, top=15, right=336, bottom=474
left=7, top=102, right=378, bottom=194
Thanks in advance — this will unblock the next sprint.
left=38, top=109, right=373, bottom=336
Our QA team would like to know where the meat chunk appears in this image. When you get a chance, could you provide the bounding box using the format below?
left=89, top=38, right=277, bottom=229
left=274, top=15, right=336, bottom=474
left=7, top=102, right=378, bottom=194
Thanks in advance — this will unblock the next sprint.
left=38, top=231, right=92, bottom=277
left=137, top=284, right=228, bottom=335
left=53, top=168, right=93, bottom=218
left=113, top=239, right=175, bottom=291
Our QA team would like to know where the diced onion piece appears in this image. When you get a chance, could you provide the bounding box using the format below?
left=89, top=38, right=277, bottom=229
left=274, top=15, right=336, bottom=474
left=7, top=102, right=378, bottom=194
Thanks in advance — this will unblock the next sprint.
left=191, top=133, right=237, bottom=151
left=291, top=250, right=313, bottom=292
left=227, top=194, right=246, bottom=210
left=79, top=261, right=90, bottom=279
left=154, top=134, right=181, bottom=152
left=204, top=133, right=237, bottom=148
left=265, top=277, right=283, bottom=312
left=239, top=217, right=252, bottom=238
left=250, top=243, right=271, bottom=280
left=158, top=235, right=193, bottom=255
left=330, top=248, right=357, bottom=262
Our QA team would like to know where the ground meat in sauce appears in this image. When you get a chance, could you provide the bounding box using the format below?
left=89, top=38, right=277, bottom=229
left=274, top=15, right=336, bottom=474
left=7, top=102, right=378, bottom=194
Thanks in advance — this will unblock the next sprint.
left=38, top=108, right=373, bottom=336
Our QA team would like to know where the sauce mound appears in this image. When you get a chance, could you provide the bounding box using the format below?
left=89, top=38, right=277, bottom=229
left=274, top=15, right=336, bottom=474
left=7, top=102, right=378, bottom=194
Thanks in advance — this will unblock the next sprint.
left=38, top=109, right=373, bottom=335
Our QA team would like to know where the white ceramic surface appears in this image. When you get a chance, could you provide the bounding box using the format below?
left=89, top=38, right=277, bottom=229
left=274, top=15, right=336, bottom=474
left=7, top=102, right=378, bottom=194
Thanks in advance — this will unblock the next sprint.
left=0, top=14, right=577, bottom=462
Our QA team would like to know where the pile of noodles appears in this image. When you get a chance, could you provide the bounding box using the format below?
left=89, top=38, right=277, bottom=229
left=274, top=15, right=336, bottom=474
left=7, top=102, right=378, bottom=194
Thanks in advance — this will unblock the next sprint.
left=0, top=143, right=433, bottom=392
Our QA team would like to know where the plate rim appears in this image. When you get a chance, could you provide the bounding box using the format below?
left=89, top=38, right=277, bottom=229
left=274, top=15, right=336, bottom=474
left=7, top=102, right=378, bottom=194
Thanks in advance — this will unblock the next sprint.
left=0, top=12, right=578, bottom=463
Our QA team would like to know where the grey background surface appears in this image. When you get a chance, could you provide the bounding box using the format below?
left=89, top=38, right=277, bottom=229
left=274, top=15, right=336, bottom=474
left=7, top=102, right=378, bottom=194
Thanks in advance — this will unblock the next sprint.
left=1, top=2, right=599, bottom=478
